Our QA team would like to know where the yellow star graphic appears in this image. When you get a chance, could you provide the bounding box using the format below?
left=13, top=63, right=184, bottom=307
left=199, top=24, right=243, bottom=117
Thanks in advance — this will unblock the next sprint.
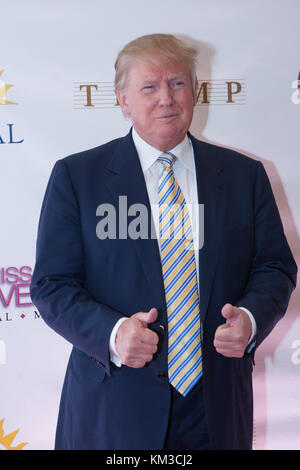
left=0, top=70, right=17, bottom=105
left=0, top=419, right=28, bottom=450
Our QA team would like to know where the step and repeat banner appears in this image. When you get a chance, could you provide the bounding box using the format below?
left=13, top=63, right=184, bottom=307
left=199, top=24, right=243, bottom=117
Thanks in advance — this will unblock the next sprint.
left=0, top=0, right=299, bottom=450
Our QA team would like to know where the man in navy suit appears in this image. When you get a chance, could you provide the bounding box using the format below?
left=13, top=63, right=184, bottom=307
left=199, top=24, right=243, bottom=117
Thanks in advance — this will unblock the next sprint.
left=30, top=34, right=297, bottom=450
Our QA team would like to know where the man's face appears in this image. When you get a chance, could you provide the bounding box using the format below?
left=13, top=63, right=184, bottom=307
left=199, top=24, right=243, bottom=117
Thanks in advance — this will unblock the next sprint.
left=116, top=59, right=196, bottom=151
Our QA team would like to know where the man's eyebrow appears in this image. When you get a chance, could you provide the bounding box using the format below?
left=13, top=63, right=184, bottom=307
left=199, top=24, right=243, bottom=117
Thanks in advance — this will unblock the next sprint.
left=140, top=77, right=159, bottom=84
left=168, top=73, right=186, bottom=80
left=141, top=73, right=186, bottom=83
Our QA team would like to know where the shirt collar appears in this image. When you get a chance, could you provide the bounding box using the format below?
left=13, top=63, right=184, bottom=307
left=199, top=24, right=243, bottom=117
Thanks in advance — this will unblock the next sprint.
left=132, top=127, right=194, bottom=173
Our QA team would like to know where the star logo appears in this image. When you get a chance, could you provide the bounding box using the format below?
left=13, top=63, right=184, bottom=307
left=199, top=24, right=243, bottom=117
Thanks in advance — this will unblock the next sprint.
left=0, top=419, right=28, bottom=450
left=0, top=70, right=17, bottom=105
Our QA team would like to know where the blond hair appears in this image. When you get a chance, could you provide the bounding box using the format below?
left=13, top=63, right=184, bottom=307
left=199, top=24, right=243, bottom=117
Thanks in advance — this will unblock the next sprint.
left=114, top=33, right=198, bottom=92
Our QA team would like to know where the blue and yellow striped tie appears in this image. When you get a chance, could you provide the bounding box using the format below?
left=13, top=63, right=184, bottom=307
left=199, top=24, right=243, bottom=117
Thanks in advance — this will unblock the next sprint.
left=158, top=152, right=202, bottom=396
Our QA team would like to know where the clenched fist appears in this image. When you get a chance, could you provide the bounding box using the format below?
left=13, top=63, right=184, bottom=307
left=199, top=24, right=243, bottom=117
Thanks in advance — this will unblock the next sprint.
left=115, top=308, right=159, bottom=368
left=213, top=303, right=252, bottom=358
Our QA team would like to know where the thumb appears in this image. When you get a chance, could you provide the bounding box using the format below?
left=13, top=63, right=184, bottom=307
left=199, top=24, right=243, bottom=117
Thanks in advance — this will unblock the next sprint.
left=133, top=308, right=158, bottom=327
left=221, top=303, right=238, bottom=324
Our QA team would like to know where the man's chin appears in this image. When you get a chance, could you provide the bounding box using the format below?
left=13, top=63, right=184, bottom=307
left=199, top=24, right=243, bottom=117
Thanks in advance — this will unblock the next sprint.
left=150, top=133, right=186, bottom=151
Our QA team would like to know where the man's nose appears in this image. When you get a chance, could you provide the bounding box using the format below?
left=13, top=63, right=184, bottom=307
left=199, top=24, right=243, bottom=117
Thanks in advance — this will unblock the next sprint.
left=158, top=84, right=174, bottom=106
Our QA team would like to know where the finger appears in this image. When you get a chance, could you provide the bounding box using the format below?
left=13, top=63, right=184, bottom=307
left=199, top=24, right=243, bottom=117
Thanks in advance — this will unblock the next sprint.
left=215, top=326, right=247, bottom=345
left=214, top=337, right=239, bottom=349
left=214, top=334, right=247, bottom=357
left=122, top=340, right=157, bottom=357
left=140, top=328, right=159, bottom=345
left=221, top=303, right=234, bottom=317
left=126, top=360, right=146, bottom=368
left=133, top=308, right=158, bottom=327
left=214, top=323, right=231, bottom=341
left=221, top=304, right=241, bottom=326
left=138, top=341, right=158, bottom=355
left=214, top=341, right=245, bottom=358
left=125, top=352, right=155, bottom=368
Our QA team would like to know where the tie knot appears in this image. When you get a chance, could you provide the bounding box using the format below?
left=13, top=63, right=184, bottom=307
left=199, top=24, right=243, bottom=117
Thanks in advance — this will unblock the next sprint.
left=157, top=152, right=176, bottom=169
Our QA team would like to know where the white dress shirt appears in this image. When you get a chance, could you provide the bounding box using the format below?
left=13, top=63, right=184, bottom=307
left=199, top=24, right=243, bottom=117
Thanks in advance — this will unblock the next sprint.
left=109, top=128, right=256, bottom=366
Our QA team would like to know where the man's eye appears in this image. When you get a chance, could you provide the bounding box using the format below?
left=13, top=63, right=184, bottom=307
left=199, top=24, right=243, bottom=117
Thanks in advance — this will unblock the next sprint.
left=172, top=81, right=185, bottom=89
left=142, top=85, right=155, bottom=93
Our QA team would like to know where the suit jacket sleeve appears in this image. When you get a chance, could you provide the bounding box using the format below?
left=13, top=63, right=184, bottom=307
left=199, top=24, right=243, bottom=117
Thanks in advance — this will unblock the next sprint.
left=30, top=159, right=124, bottom=375
left=236, top=161, right=297, bottom=351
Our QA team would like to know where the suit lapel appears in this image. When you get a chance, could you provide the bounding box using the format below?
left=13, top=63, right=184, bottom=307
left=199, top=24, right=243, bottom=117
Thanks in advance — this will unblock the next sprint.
left=190, top=135, right=228, bottom=323
left=105, top=131, right=166, bottom=309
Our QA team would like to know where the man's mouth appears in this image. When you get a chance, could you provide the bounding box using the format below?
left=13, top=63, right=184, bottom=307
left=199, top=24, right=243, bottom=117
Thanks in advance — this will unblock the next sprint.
left=156, top=114, right=178, bottom=120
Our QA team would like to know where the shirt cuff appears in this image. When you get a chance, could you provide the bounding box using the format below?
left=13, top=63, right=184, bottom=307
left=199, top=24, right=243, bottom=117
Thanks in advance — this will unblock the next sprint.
left=109, top=317, right=127, bottom=367
left=238, top=306, right=257, bottom=344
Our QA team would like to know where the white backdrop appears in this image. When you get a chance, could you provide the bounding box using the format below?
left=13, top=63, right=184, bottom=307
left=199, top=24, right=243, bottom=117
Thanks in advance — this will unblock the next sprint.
left=0, top=0, right=299, bottom=450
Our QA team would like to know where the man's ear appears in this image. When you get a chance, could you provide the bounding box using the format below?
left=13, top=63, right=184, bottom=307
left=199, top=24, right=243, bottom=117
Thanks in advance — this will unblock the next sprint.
left=193, top=92, right=198, bottom=107
left=192, top=86, right=198, bottom=107
left=116, top=89, right=130, bottom=116
left=192, top=77, right=199, bottom=106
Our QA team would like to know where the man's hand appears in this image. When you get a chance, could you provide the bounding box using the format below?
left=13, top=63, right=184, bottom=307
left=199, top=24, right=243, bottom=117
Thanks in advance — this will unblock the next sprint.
left=115, top=308, right=159, bottom=368
left=213, top=303, right=252, bottom=358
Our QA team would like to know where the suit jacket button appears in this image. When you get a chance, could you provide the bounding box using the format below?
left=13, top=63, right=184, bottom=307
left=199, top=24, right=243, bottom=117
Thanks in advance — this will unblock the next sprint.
left=159, top=324, right=165, bottom=331
left=157, top=373, right=167, bottom=379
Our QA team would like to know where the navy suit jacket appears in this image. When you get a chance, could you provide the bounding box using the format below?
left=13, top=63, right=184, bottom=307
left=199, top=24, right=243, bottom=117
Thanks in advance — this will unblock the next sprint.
left=30, top=130, right=297, bottom=450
